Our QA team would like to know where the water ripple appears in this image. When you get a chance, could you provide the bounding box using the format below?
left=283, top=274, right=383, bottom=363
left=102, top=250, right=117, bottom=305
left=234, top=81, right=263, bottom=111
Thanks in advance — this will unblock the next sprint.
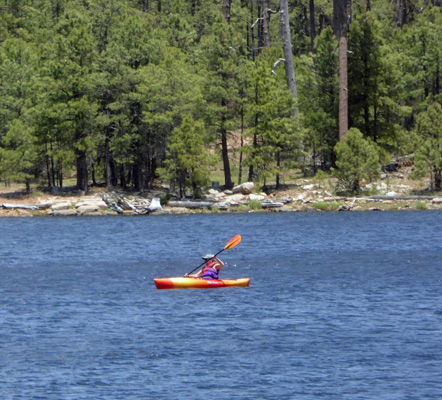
left=1, top=211, right=442, bottom=399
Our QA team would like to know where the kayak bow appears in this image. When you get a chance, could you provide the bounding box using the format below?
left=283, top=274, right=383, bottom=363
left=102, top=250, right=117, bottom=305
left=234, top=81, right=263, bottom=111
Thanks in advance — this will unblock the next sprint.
left=154, top=277, right=250, bottom=290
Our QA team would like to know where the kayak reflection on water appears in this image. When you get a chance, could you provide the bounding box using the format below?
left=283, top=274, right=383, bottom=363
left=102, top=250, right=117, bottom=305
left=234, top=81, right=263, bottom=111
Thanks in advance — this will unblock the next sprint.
left=185, top=254, right=225, bottom=280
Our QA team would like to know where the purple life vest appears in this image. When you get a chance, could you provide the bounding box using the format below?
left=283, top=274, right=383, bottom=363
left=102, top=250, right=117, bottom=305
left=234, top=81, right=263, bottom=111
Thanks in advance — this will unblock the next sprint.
left=201, top=266, right=219, bottom=280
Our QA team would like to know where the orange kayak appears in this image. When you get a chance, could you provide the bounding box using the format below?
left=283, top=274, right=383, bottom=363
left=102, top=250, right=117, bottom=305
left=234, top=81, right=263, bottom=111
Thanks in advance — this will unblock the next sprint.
left=154, top=277, right=250, bottom=290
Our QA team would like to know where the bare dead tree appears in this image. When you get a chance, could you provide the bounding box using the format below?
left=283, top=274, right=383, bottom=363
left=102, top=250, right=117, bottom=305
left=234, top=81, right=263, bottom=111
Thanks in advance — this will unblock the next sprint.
left=280, top=0, right=299, bottom=116
left=333, top=0, right=351, bottom=140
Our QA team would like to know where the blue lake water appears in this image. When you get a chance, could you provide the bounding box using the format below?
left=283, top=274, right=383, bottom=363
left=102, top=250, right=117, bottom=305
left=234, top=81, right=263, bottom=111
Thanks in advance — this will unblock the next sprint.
left=1, top=211, right=441, bottom=399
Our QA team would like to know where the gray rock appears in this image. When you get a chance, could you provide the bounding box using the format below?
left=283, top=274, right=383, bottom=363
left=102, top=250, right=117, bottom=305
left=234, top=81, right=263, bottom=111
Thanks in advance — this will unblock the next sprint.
left=52, top=209, right=77, bottom=216
left=17, top=209, right=33, bottom=217
left=224, top=194, right=245, bottom=204
left=51, top=202, right=71, bottom=211
left=77, top=205, right=100, bottom=215
left=302, top=184, right=315, bottom=190
left=75, top=200, right=107, bottom=209
left=249, top=194, right=266, bottom=201
left=232, top=182, right=254, bottom=194
left=261, top=201, right=284, bottom=208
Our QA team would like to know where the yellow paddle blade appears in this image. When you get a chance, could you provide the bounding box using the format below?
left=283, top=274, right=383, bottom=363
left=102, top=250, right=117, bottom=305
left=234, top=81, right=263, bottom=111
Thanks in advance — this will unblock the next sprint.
left=224, top=234, right=241, bottom=250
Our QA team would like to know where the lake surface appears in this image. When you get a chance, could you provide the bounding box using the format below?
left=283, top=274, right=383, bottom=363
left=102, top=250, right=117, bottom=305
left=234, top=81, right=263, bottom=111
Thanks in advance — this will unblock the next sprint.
left=1, top=211, right=441, bottom=399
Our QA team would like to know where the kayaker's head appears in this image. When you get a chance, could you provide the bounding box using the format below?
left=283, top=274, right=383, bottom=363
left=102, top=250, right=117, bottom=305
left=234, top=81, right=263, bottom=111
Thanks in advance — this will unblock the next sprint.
left=202, top=254, right=214, bottom=261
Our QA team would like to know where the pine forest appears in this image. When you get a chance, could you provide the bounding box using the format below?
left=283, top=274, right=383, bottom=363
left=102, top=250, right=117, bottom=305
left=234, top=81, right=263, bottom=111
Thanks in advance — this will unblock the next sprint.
left=1, top=0, right=441, bottom=197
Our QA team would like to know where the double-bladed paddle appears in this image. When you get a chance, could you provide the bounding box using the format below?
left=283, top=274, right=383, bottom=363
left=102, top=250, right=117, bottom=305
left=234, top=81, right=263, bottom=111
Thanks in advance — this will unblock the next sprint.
left=186, top=234, right=242, bottom=276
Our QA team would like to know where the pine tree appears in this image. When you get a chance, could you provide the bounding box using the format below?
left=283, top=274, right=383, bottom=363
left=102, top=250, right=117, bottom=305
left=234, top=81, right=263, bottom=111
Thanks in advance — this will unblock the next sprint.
left=299, top=27, right=339, bottom=170
left=160, top=114, right=213, bottom=198
left=412, top=102, right=442, bottom=190
left=348, top=12, right=408, bottom=152
left=40, top=6, right=98, bottom=192
left=333, top=127, right=381, bottom=193
left=0, top=38, right=41, bottom=190
left=199, top=16, right=246, bottom=189
left=244, top=52, right=301, bottom=187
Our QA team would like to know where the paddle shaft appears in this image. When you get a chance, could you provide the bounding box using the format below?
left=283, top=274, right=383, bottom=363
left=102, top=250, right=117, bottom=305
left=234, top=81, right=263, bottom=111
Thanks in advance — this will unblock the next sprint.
left=187, top=248, right=225, bottom=276
left=186, top=234, right=241, bottom=276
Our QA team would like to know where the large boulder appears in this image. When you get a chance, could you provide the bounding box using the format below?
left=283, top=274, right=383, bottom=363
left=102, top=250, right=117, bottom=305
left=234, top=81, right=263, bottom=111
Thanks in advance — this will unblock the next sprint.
left=232, top=182, right=254, bottom=195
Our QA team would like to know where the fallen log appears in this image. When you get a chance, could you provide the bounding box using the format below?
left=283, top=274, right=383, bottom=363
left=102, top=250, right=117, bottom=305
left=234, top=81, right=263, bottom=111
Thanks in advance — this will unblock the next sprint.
left=372, top=195, right=435, bottom=200
left=261, top=201, right=284, bottom=208
left=0, top=203, right=52, bottom=210
left=168, top=201, right=214, bottom=208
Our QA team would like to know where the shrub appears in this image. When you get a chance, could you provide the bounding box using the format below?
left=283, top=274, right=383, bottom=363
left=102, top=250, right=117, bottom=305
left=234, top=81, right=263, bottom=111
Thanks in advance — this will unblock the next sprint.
left=332, top=128, right=381, bottom=194
left=237, top=204, right=249, bottom=213
left=313, top=201, right=344, bottom=211
left=312, top=170, right=328, bottom=187
left=248, top=199, right=263, bottom=210
left=160, top=194, right=171, bottom=206
left=312, top=201, right=330, bottom=211
left=414, top=201, right=427, bottom=210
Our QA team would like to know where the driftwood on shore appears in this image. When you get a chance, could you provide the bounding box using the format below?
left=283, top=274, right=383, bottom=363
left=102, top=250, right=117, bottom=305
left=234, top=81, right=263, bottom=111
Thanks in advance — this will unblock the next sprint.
left=0, top=203, right=53, bottom=210
left=101, top=192, right=163, bottom=214
left=1, top=180, right=442, bottom=216
left=168, top=201, right=214, bottom=208
left=372, top=195, right=436, bottom=200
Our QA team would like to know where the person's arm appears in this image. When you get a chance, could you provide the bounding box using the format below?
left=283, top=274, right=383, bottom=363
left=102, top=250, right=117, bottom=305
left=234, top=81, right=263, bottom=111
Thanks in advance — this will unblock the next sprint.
left=214, top=257, right=225, bottom=270
left=185, top=269, right=203, bottom=277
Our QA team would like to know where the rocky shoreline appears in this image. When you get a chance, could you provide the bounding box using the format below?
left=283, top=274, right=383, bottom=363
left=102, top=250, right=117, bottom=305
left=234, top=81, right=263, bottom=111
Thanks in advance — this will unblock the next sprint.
left=1, top=181, right=442, bottom=217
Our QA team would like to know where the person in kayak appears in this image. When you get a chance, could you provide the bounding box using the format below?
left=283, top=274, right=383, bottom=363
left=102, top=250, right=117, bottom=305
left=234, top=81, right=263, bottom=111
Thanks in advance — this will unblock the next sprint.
left=186, top=254, right=225, bottom=279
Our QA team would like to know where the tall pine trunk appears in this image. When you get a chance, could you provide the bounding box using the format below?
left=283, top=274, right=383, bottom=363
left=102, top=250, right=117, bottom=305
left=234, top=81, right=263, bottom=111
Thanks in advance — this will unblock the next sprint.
left=75, top=117, right=88, bottom=192
left=309, top=0, right=316, bottom=52
left=75, top=148, right=88, bottom=193
left=395, top=0, right=406, bottom=28
left=220, top=5, right=233, bottom=189
left=222, top=0, right=231, bottom=23
left=221, top=127, right=233, bottom=189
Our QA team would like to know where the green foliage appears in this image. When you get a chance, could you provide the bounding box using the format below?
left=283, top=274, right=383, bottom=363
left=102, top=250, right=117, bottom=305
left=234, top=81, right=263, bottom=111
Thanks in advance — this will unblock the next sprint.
left=298, top=27, right=339, bottom=169
left=0, top=38, right=41, bottom=188
left=0, top=119, right=39, bottom=186
left=414, top=201, right=427, bottom=210
left=397, top=5, right=442, bottom=115
left=348, top=12, right=410, bottom=153
left=333, top=128, right=381, bottom=193
left=1, top=0, right=442, bottom=193
left=411, top=102, right=442, bottom=190
left=244, top=51, right=302, bottom=184
left=247, top=199, right=263, bottom=211
left=159, top=114, right=214, bottom=198
left=312, top=201, right=329, bottom=211
left=312, top=201, right=342, bottom=211
left=160, top=194, right=171, bottom=206
left=312, top=170, right=328, bottom=187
